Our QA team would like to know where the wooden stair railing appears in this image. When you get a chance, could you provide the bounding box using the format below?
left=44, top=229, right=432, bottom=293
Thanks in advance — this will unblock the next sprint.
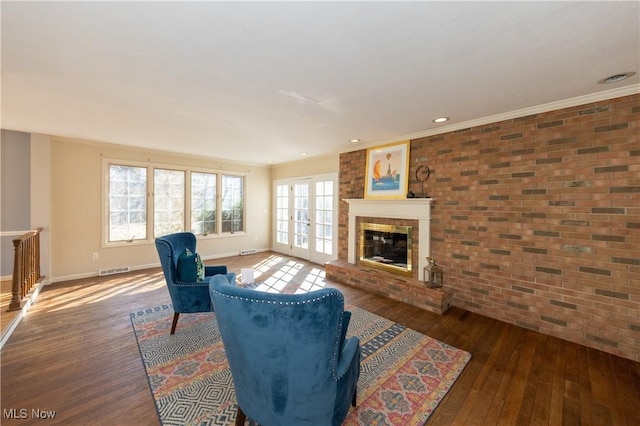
left=8, top=227, right=43, bottom=311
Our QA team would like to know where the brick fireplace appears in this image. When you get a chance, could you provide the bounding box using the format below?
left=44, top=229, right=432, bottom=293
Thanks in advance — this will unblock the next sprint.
left=360, top=221, right=413, bottom=276
left=329, top=94, right=639, bottom=362
left=325, top=198, right=452, bottom=314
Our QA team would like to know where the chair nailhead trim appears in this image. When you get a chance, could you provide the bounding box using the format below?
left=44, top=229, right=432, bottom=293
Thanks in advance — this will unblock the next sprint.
left=210, top=290, right=343, bottom=305
left=211, top=288, right=347, bottom=380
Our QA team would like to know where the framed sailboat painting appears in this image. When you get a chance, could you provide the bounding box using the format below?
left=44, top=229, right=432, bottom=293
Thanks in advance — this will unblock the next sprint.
left=364, top=140, right=410, bottom=199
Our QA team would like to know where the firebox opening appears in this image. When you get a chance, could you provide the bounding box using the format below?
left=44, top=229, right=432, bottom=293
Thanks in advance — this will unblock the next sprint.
left=359, top=222, right=412, bottom=276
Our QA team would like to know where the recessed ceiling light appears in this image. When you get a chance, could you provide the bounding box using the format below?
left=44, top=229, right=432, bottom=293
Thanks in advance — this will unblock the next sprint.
left=349, top=138, right=360, bottom=143
left=266, top=160, right=273, bottom=164
left=598, top=72, right=636, bottom=84
left=300, top=152, right=308, bottom=156
left=433, top=117, right=449, bottom=123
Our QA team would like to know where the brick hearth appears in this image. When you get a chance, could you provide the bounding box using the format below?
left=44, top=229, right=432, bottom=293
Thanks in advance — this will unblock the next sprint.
left=326, top=259, right=452, bottom=314
left=329, top=197, right=453, bottom=314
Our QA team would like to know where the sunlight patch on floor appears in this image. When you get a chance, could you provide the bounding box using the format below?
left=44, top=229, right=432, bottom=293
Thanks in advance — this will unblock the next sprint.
left=253, top=255, right=285, bottom=275
left=250, top=257, right=318, bottom=294
left=256, top=279, right=288, bottom=293
left=262, top=261, right=301, bottom=285
left=296, top=268, right=326, bottom=293
left=46, top=274, right=167, bottom=312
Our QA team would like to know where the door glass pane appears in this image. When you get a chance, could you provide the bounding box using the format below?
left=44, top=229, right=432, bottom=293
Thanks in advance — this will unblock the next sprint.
left=314, top=180, right=333, bottom=255
left=276, top=184, right=289, bottom=244
left=293, top=182, right=309, bottom=249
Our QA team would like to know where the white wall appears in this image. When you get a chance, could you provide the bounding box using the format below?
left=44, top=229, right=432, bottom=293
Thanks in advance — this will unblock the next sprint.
left=1, top=130, right=31, bottom=276
left=49, top=137, right=272, bottom=282
left=3, top=131, right=338, bottom=282
left=271, top=153, right=339, bottom=180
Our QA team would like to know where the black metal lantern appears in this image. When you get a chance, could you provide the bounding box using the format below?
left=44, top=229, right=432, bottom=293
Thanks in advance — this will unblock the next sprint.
left=424, top=257, right=443, bottom=288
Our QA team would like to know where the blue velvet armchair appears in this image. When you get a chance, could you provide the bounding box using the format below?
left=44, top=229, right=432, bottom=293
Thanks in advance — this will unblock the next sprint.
left=209, top=274, right=361, bottom=426
left=155, top=232, right=236, bottom=334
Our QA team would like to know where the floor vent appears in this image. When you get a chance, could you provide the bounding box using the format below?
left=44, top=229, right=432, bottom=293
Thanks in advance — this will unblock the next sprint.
left=239, top=249, right=257, bottom=256
left=99, top=266, right=130, bottom=276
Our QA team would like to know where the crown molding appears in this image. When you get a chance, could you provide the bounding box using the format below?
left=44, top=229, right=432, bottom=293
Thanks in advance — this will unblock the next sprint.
left=384, top=84, right=640, bottom=144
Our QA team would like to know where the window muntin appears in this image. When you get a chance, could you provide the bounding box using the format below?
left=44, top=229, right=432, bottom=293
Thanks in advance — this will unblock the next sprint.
left=108, top=165, right=147, bottom=242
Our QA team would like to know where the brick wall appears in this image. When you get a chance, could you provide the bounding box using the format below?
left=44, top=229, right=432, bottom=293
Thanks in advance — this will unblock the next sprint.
left=338, top=94, right=639, bottom=361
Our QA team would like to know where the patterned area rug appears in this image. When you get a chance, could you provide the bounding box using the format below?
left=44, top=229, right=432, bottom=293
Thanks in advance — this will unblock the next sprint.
left=131, top=304, right=471, bottom=426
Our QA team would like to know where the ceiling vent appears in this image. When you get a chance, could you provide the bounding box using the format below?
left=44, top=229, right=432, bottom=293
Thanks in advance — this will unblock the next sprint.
left=598, top=72, right=636, bottom=84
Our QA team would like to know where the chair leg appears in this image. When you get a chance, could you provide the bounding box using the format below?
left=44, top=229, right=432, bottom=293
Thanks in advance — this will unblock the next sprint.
left=170, top=312, right=179, bottom=334
left=352, top=389, right=357, bottom=407
left=235, top=405, right=246, bottom=426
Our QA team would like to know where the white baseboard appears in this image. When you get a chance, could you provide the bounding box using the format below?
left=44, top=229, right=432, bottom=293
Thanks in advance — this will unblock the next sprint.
left=1, top=249, right=271, bottom=345
left=48, top=248, right=270, bottom=284
left=49, top=262, right=159, bottom=284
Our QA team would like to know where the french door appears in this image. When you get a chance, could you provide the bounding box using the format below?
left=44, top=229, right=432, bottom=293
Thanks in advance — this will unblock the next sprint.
left=273, top=174, right=337, bottom=264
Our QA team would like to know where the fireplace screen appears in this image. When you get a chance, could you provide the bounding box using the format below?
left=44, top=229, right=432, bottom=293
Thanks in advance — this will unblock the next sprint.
left=359, top=222, right=412, bottom=276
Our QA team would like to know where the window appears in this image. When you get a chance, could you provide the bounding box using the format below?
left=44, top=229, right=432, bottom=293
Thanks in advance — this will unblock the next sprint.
left=108, top=165, right=147, bottom=242
left=222, top=175, right=244, bottom=233
left=191, top=172, right=216, bottom=235
left=154, top=169, right=185, bottom=237
left=105, top=160, right=245, bottom=245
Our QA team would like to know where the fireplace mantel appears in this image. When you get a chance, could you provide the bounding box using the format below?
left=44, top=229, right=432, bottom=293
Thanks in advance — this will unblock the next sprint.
left=344, top=198, right=433, bottom=280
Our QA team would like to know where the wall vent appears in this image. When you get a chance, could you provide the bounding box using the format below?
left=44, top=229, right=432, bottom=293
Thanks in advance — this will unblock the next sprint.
left=99, top=266, right=130, bottom=276
left=239, top=249, right=257, bottom=256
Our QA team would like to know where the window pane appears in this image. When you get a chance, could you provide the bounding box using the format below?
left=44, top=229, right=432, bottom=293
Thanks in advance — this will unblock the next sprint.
left=109, top=165, right=147, bottom=242
left=154, top=169, right=185, bottom=237
left=222, top=175, right=244, bottom=233
left=107, top=164, right=246, bottom=244
left=314, top=180, right=334, bottom=256
left=191, top=172, right=217, bottom=235
left=275, top=184, right=289, bottom=244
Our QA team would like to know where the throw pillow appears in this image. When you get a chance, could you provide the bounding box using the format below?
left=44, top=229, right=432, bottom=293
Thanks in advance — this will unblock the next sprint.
left=177, top=248, right=205, bottom=282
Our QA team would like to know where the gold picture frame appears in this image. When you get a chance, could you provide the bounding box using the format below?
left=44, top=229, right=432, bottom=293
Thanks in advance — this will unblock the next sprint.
left=364, top=140, right=410, bottom=199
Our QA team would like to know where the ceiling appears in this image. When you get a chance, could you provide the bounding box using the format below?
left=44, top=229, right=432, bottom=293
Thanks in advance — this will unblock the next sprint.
left=2, top=1, right=639, bottom=165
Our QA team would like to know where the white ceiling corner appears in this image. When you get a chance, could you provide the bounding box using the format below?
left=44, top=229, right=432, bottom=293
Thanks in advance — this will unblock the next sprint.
left=1, top=1, right=639, bottom=165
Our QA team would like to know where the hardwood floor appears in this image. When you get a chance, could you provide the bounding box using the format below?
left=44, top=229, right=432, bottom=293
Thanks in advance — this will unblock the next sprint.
left=1, top=252, right=639, bottom=425
left=1, top=278, right=18, bottom=336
